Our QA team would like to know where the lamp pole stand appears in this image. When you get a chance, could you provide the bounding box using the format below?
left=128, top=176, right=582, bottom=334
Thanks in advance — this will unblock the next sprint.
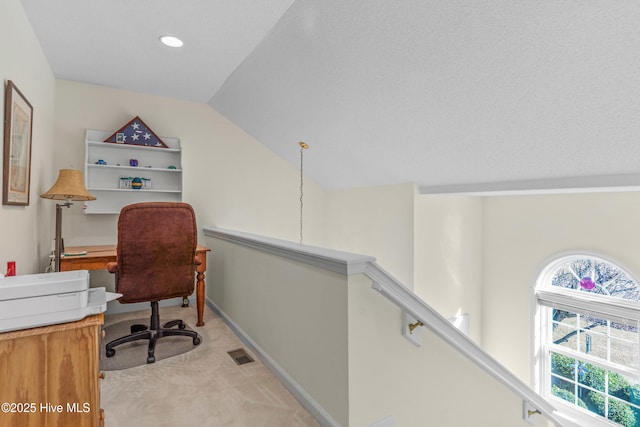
left=54, top=201, right=72, bottom=272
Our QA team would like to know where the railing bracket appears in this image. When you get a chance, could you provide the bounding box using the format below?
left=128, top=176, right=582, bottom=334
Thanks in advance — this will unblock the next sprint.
left=524, top=401, right=541, bottom=424
left=408, top=320, right=423, bottom=334
left=402, top=312, right=423, bottom=346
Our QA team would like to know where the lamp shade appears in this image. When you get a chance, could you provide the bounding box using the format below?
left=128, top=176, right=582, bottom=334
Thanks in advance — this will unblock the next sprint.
left=40, top=169, right=96, bottom=201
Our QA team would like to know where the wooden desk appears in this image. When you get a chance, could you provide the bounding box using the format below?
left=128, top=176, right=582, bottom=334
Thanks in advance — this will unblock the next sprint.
left=60, top=244, right=211, bottom=326
left=0, top=314, right=105, bottom=427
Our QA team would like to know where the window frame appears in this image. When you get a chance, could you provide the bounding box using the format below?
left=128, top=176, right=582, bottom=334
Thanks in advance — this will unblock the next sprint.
left=533, top=252, right=640, bottom=427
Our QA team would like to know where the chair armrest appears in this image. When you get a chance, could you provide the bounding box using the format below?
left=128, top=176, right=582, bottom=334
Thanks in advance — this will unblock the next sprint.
left=107, top=262, right=118, bottom=273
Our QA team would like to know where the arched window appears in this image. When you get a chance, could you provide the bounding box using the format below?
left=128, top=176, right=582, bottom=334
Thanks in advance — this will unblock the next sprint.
left=535, top=254, right=640, bottom=427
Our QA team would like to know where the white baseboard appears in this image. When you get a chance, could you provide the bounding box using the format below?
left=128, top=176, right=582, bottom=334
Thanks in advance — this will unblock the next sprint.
left=365, top=415, right=395, bottom=427
left=205, top=297, right=341, bottom=427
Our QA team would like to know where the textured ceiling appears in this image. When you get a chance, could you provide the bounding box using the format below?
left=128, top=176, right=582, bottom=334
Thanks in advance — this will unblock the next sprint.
left=21, top=0, right=640, bottom=193
left=20, top=0, right=295, bottom=102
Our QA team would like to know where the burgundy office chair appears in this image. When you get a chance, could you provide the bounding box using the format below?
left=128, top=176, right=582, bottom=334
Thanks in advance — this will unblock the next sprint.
left=105, top=202, right=201, bottom=364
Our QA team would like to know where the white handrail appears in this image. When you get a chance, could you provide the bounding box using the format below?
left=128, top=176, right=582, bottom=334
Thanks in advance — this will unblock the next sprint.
left=365, top=262, right=574, bottom=427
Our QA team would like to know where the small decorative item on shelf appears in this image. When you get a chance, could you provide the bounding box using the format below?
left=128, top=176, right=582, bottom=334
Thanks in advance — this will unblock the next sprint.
left=119, top=176, right=150, bottom=189
left=131, top=177, right=143, bottom=190
left=95, top=159, right=107, bottom=165
left=167, top=165, right=177, bottom=169
left=119, top=177, right=132, bottom=189
left=129, top=159, right=138, bottom=167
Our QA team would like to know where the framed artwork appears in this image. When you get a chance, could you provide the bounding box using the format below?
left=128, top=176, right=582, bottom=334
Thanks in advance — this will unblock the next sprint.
left=3, top=80, right=33, bottom=206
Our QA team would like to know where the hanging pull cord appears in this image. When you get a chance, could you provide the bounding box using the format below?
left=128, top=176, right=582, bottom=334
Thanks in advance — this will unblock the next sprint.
left=299, top=142, right=309, bottom=244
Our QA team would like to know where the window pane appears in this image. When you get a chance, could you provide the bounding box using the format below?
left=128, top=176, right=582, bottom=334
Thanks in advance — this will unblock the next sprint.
left=582, top=363, right=605, bottom=392
left=608, top=274, right=639, bottom=301
left=611, top=339, right=639, bottom=369
left=581, top=330, right=607, bottom=360
left=547, top=256, right=640, bottom=302
left=553, top=319, right=577, bottom=351
left=551, top=266, right=579, bottom=290
left=552, top=377, right=577, bottom=404
left=579, top=314, right=606, bottom=330
left=551, top=352, right=575, bottom=381
left=608, top=372, right=640, bottom=406
left=607, top=399, right=639, bottom=427
left=553, top=309, right=576, bottom=327
left=579, top=386, right=605, bottom=417
left=611, top=319, right=640, bottom=369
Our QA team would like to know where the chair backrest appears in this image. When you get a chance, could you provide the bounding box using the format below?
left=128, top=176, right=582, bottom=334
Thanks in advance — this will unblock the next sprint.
left=114, top=202, right=198, bottom=304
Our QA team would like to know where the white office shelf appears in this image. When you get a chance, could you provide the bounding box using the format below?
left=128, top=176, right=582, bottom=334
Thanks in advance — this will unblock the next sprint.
left=86, top=141, right=181, bottom=153
left=84, top=129, right=182, bottom=214
left=87, top=188, right=182, bottom=193
left=87, top=164, right=182, bottom=173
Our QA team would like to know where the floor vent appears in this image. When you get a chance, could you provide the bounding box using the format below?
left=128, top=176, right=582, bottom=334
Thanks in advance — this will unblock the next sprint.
left=228, top=348, right=254, bottom=365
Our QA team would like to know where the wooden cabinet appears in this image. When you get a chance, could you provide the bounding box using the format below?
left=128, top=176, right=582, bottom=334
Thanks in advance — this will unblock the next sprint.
left=0, top=314, right=104, bottom=427
left=84, top=129, right=182, bottom=214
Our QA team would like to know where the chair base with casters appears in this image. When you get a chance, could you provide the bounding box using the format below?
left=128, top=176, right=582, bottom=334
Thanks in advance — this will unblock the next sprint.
left=105, top=301, right=201, bottom=364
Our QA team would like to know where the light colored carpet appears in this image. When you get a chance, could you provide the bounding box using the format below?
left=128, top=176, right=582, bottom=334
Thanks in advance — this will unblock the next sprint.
left=101, top=317, right=199, bottom=370
left=101, top=305, right=320, bottom=427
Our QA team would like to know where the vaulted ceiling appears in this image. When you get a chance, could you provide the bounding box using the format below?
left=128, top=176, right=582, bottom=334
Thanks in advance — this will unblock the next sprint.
left=21, top=1, right=640, bottom=193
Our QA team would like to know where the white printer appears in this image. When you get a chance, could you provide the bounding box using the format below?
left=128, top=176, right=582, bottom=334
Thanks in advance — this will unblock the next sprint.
left=0, top=270, right=112, bottom=333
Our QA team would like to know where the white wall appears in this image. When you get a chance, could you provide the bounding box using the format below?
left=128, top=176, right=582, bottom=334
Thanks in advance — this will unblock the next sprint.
left=54, top=79, right=327, bottom=251
left=482, top=192, right=640, bottom=384
left=414, top=195, right=484, bottom=343
left=324, top=183, right=416, bottom=287
left=0, top=0, right=56, bottom=275
left=347, top=273, right=533, bottom=427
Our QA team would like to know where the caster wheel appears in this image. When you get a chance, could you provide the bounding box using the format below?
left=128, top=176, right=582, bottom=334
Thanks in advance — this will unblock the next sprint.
left=193, top=336, right=201, bottom=346
left=147, top=355, right=155, bottom=364
left=106, top=348, right=115, bottom=358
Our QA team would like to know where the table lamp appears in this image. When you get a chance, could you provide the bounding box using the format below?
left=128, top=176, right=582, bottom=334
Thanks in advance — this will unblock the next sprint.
left=40, top=169, right=96, bottom=272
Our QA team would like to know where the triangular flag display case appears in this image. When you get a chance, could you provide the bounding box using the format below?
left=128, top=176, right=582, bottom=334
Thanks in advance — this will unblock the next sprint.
left=104, top=116, right=168, bottom=148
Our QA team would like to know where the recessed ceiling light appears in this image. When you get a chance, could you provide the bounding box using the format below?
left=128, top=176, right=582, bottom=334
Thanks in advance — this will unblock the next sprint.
left=160, top=35, right=183, bottom=48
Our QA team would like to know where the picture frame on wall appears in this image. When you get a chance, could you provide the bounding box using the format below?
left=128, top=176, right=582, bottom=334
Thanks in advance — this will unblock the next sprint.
left=3, top=80, right=33, bottom=206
